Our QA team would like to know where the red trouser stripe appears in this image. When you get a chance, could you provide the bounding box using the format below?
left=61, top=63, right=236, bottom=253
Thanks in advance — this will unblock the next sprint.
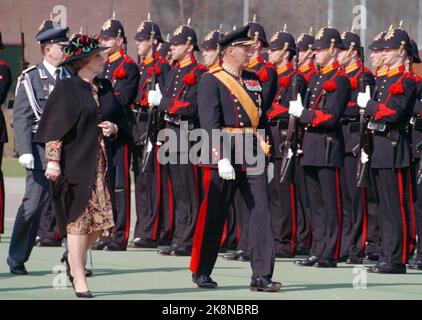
left=334, top=168, right=343, bottom=260
left=0, top=176, right=3, bottom=234
left=360, top=187, right=368, bottom=257
left=123, top=144, right=131, bottom=243
left=190, top=167, right=212, bottom=274
left=193, top=165, right=200, bottom=201
left=407, top=168, right=416, bottom=253
left=152, top=147, right=162, bottom=240
left=397, top=169, right=408, bottom=264
left=167, top=175, right=174, bottom=240
left=220, top=221, right=228, bottom=247
left=289, top=184, right=297, bottom=254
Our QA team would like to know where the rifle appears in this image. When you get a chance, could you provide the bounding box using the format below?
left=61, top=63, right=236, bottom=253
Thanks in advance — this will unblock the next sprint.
left=354, top=52, right=372, bottom=188
left=279, top=47, right=299, bottom=184
left=140, top=23, right=158, bottom=173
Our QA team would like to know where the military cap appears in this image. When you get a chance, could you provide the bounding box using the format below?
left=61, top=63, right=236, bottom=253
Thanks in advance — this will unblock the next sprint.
left=410, top=39, right=421, bottom=63
left=99, top=13, right=125, bottom=39
left=341, top=30, right=364, bottom=57
left=60, top=33, right=109, bottom=66
left=381, top=26, right=411, bottom=52
left=135, top=14, right=163, bottom=43
left=170, top=19, right=199, bottom=51
left=201, top=29, right=224, bottom=50
left=35, top=19, right=69, bottom=44
left=218, top=25, right=255, bottom=50
left=247, top=14, right=269, bottom=47
left=269, top=29, right=296, bottom=52
left=312, top=27, right=345, bottom=50
left=368, top=31, right=387, bottom=50
left=297, top=32, right=315, bottom=52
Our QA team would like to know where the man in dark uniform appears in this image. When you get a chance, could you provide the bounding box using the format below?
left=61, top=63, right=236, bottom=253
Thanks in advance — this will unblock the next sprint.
left=129, top=16, right=170, bottom=248
left=357, top=26, right=416, bottom=274
left=95, top=14, right=140, bottom=251
left=295, top=30, right=317, bottom=255
left=409, top=40, right=422, bottom=270
left=266, top=28, right=307, bottom=258
left=7, top=19, right=71, bottom=274
left=223, top=15, right=278, bottom=262
left=337, top=29, right=375, bottom=264
left=190, top=25, right=281, bottom=292
left=291, top=26, right=351, bottom=268
left=149, top=20, right=207, bottom=256
left=0, top=31, right=12, bottom=239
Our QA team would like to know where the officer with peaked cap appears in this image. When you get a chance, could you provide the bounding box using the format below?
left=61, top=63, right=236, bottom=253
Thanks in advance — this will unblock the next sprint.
left=148, top=19, right=207, bottom=256
left=129, top=15, right=170, bottom=249
left=357, top=25, right=416, bottom=274
left=266, top=28, right=307, bottom=258
left=93, top=13, right=140, bottom=251
left=290, top=26, right=351, bottom=268
left=0, top=30, right=12, bottom=240
left=7, top=17, right=72, bottom=274
left=190, top=25, right=281, bottom=292
left=337, top=29, right=375, bottom=264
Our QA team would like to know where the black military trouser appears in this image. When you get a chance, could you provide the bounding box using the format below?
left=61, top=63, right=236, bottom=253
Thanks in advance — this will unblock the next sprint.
left=372, top=168, right=412, bottom=265
left=412, top=159, right=422, bottom=261
left=8, top=169, right=51, bottom=266
left=220, top=204, right=238, bottom=249
left=37, top=206, right=59, bottom=241
left=339, top=154, right=368, bottom=259
left=303, top=166, right=342, bottom=260
left=269, top=158, right=297, bottom=255
left=0, top=144, right=4, bottom=234
left=295, top=158, right=312, bottom=252
left=190, top=168, right=275, bottom=279
left=167, top=159, right=199, bottom=249
left=132, top=145, right=161, bottom=241
left=232, top=189, right=249, bottom=253
left=109, top=143, right=131, bottom=246
left=159, top=163, right=174, bottom=243
left=365, top=184, right=380, bottom=256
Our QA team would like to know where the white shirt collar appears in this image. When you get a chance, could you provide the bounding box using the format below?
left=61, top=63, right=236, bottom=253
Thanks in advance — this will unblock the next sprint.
left=43, top=59, right=61, bottom=79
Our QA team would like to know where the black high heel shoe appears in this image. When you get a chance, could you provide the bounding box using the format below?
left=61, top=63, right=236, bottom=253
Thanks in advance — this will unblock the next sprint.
left=60, top=255, right=92, bottom=298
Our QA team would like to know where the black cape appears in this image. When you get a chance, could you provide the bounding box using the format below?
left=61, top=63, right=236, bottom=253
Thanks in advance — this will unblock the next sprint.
left=34, top=75, right=131, bottom=237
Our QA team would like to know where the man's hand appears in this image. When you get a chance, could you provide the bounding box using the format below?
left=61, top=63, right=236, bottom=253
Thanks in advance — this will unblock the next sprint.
left=45, top=161, right=61, bottom=181
left=357, top=85, right=371, bottom=109
left=289, top=94, right=304, bottom=117
left=18, top=153, right=34, bottom=169
left=98, top=121, right=118, bottom=137
left=148, top=84, right=163, bottom=106
left=218, top=158, right=235, bottom=180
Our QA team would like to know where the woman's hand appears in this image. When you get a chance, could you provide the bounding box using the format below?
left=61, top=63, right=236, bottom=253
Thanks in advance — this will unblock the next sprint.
left=45, top=161, right=61, bottom=181
left=98, top=121, right=118, bottom=137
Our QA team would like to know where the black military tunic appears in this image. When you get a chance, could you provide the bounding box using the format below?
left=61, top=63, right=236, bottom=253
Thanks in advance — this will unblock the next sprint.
left=100, top=49, right=140, bottom=247
left=299, top=61, right=351, bottom=262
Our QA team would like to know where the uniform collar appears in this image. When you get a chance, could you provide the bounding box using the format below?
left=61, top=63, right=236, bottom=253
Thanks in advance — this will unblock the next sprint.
left=108, top=50, right=125, bottom=63
left=277, top=62, right=293, bottom=75
left=208, top=63, right=220, bottom=71
left=248, top=55, right=264, bottom=69
left=143, top=52, right=160, bottom=66
left=376, top=67, right=388, bottom=77
left=321, top=60, right=340, bottom=75
left=222, top=61, right=241, bottom=78
left=299, top=62, right=316, bottom=74
left=345, top=60, right=362, bottom=75
left=42, top=59, right=59, bottom=78
left=178, top=55, right=196, bottom=69
left=387, top=65, right=405, bottom=78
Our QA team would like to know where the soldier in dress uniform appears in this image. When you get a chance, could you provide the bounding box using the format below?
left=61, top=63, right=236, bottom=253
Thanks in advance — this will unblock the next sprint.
left=357, top=25, right=416, bottom=274
left=337, top=29, right=375, bottom=264
left=94, top=14, right=140, bottom=251
left=290, top=26, right=351, bottom=268
left=190, top=25, right=281, bottom=292
left=407, top=39, right=422, bottom=270
left=7, top=18, right=71, bottom=274
left=266, top=28, right=307, bottom=258
left=0, top=31, right=12, bottom=239
left=295, top=29, right=317, bottom=255
left=201, top=28, right=223, bottom=71
left=129, top=15, right=170, bottom=248
left=158, top=34, right=172, bottom=63
left=148, top=19, right=207, bottom=256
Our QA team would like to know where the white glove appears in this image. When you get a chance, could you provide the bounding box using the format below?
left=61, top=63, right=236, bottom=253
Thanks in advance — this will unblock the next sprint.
left=148, top=84, right=163, bottom=106
left=357, top=85, right=371, bottom=109
left=218, top=158, right=235, bottom=180
left=289, top=94, right=304, bottom=117
left=360, top=150, right=369, bottom=164
left=287, top=148, right=294, bottom=159
left=267, top=162, right=274, bottom=183
left=19, top=153, right=35, bottom=169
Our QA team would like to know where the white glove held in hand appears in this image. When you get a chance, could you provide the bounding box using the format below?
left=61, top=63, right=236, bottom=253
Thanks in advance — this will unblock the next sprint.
left=19, top=153, right=34, bottom=169
left=218, top=158, right=235, bottom=180
left=289, top=94, right=304, bottom=117
left=360, top=150, right=369, bottom=164
left=357, top=85, right=371, bottom=109
left=148, top=84, right=163, bottom=106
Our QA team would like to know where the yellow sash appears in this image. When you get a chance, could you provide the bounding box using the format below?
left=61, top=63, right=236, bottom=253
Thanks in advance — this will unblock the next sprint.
left=212, top=69, right=260, bottom=129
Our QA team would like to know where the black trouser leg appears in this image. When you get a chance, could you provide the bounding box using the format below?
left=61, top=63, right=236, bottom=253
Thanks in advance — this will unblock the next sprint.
left=372, top=168, right=409, bottom=265
left=413, top=159, right=422, bottom=261
left=233, top=189, right=249, bottom=252
left=159, top=163, right=174, bottom=243
left=0, top=144, right=4, bottom=234
left=295, top=159, right=312, bottom=251
left=365, top=183, right=380, bottom=256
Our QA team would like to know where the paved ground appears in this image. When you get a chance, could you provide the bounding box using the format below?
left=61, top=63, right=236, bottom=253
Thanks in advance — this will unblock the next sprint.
left=1, top=177, right=422, bottom=300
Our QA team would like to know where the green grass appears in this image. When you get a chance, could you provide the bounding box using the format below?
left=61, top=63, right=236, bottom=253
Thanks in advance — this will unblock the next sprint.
left=2, top=158, right=26, bottom=177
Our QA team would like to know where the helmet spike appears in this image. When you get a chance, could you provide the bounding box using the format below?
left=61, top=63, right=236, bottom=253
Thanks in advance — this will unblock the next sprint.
left=79, top=26, right=83, bottom=34
left=147, top=12, right=151, bottom=21
left=187, top=17, right=191, bottom=26
left=309, top=26, right=313, bottom=35
left=253, top=14, right=257, bottom=23
left=112, top=11, right=116, bottom=20
left=233, top=25, right=237, bottom=31
left=398, top=20, right=403, bottom=29
left=283, top=24, right=287, bottom=33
